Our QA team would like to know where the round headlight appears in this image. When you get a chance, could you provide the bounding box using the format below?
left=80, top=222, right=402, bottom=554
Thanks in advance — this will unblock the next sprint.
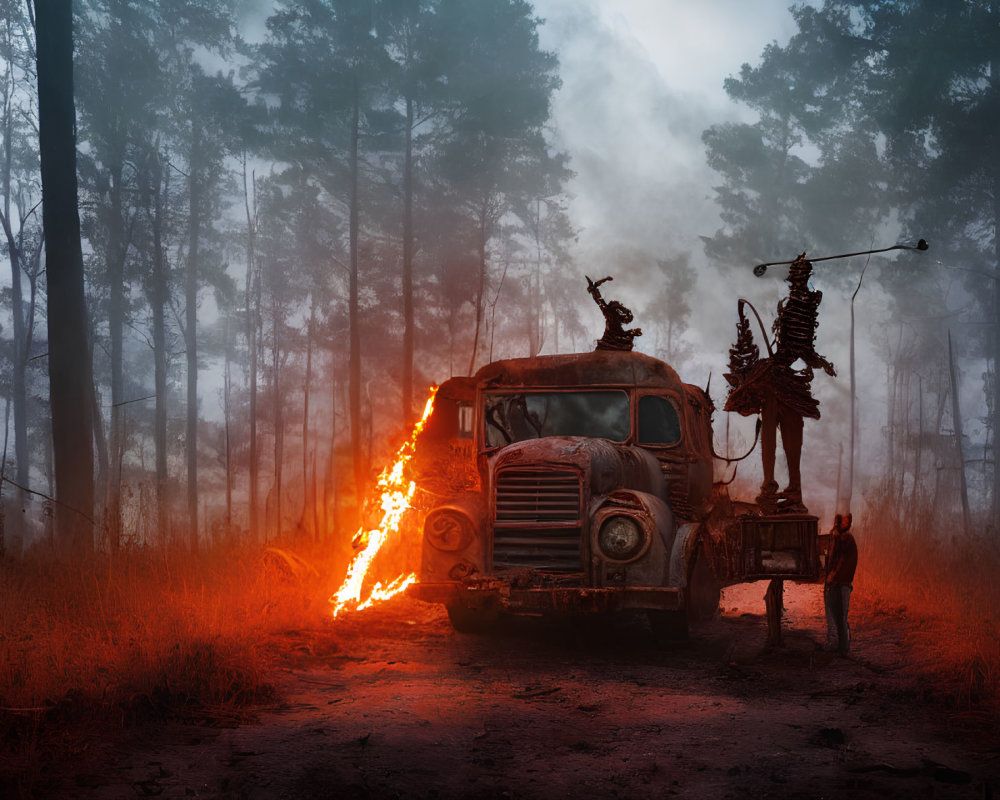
left=598, top=515, right=646, bottom=561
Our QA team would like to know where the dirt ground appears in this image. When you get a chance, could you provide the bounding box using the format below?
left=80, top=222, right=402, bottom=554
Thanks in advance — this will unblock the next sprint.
left=32, top=583, right=1000, bottom=799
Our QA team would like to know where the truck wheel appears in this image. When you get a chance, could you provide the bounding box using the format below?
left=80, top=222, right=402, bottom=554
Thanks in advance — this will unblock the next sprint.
left=687, top=543, right=721, bottom=623
left=446, top=601, right=499, bottom=634
left=648, top=609, right=689, bottom=641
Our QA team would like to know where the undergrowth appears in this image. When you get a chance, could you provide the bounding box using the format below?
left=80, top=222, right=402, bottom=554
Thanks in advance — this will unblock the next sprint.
left=4, top=500, right=999, bottom=793
left=0, top=538, right=335, bottom=796
left=856, top=494, right=1000, bottom=718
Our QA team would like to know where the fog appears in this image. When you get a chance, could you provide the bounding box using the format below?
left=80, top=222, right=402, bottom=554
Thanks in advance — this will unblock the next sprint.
left=535, top=0, right=798, bottom=251
left=2, top=0, right=994, bottom=551
left=531, top=0, right=980, bottom=524
left=7, top=8, right=1000, bottom=796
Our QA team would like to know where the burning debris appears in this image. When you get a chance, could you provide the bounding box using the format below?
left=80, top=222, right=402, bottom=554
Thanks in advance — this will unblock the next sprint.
left=330, top=387, right=438, bottom=618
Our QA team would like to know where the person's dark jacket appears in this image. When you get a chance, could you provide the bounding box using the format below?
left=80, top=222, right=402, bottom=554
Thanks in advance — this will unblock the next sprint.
left=827, top=533, right=858, bottom=585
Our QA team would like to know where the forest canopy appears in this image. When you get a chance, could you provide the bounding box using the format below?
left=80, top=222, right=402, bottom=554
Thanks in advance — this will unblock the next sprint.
left=4, top=0, right=999, bottom=554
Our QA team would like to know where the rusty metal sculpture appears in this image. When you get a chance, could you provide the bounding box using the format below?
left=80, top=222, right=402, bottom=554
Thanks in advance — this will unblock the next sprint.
left=725, top=254, right=836, bottom=514
left=586, top=275, right=642, bottom=351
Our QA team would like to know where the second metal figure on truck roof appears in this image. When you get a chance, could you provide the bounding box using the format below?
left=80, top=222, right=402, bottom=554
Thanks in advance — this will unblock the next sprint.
left=586, top=275, right=643, bottom=352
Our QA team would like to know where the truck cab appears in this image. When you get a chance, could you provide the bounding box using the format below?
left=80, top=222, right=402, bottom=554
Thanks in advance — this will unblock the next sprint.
left=409, top=349, right=820, bottom=635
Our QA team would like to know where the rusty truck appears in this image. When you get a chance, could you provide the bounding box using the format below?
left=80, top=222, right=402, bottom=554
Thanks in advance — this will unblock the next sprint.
left=408, top=348, right=821, bottom=637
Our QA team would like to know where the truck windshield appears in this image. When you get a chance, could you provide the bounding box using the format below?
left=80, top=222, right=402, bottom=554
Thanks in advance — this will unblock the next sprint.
left=484, top=390, right=630, bottom=447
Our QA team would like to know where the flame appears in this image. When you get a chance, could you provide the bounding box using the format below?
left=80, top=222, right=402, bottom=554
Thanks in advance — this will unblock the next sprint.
left=330, top=387, right=437, bottom=617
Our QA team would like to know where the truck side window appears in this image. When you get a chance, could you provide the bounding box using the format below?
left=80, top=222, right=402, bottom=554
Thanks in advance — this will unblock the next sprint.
left=457, top=403, right=473, bottom=438
left=637, top=395, right=680, bottom=445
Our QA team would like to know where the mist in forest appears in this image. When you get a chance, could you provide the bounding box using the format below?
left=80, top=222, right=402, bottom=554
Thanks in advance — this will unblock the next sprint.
left=2, top=0, right=997, bottom=554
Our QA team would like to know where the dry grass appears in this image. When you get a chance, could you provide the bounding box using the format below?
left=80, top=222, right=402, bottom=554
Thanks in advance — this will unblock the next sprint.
left=0, top=538, right=336, bottom=795
left=856, top=498, right=1000, bottom=717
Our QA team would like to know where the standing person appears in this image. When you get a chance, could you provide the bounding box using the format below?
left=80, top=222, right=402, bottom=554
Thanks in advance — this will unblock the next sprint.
left=824, top=513, right=858, bottom=655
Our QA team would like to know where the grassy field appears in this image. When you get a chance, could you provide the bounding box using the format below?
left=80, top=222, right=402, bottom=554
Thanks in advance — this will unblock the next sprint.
left=855, top=503, right=1000, bottom=717
left=0, top=539, right=336, bottom=796
left=1, top=511, right=998, bottom=794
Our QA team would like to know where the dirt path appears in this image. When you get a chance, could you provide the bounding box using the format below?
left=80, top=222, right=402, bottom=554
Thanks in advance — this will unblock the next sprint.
left=39, top=584, right=999, bottom=799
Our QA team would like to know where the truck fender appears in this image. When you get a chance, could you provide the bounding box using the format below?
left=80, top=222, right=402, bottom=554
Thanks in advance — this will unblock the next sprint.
left=668, top=523, right=701, bottom=588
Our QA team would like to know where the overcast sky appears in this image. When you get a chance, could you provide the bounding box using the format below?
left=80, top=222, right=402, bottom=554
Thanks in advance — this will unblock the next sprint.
left=528, top=0, right=812, bottom=380
left=532, top=0, right=801, bottom=265
left=527, top=1, right=915, bottom=514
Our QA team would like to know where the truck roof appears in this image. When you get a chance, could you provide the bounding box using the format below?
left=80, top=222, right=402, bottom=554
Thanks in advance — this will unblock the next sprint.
left=471, top=350, right=686, bottom=392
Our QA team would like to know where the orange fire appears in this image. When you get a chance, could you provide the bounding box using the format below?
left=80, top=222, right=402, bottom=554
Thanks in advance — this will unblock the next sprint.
left=330, top=387, right=438, bottom=618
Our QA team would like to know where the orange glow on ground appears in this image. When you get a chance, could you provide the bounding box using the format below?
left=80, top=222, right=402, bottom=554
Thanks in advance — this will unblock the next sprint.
left=330, top=388, right=438, bottom=618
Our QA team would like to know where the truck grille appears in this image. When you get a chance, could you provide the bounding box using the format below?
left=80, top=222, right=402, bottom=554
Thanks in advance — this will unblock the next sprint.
left=493, top=468, right=583, bottom=572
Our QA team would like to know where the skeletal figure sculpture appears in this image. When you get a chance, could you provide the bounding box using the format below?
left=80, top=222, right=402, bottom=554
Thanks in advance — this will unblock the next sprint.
left=586, top=275, right=642, bottom=352
left=725, top=254, right=835, bottom=513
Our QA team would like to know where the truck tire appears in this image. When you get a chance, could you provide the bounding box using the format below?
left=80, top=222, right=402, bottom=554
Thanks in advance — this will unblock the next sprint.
left=446, top=601, right=499, bottom=634
left=687, top=542, right=721, bottom=623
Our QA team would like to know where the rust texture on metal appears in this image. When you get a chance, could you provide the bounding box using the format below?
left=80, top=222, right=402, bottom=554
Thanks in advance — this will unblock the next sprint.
left=474, top=349, right=681, bottom=389
left=408, top=581, right=684, bottom=613
left=412, top=377, right=481, bottom=502
left=473, top=351, right=714, bottom=524
left=730, top=514, right=820, bottom=581
left=409, top=276, right=834, bottom=633
left=586, top=275, right=642, bottom=351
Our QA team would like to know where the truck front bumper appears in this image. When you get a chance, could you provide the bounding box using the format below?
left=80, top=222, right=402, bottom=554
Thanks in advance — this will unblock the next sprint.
left=408, top=580, right=683, bottom=613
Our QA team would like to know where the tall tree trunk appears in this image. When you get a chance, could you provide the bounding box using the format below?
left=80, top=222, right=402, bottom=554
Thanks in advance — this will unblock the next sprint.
left=185, top=120, right=202, bottom=553
left=402, top=94, right=415, bottom=423
left=303, top=298, right=314, bottom=515
left=993, top=138, right=1000, bottom=533
left=467, top=201, right=489, bottom=375
left=529, top=198, right=543, bottom=358
left=243, top=158, right=260, bottom=543
left=948, top=330, right=972, bottom=538
left=271, top=297, right=283, bottom=538
left=323, top=353, right=337, bottom=542
left=90, top=331, right=108, bottom=503
left=224, top=316, right=232, bottom=534
left=311, top=452, right=319, bottom=542
left=151, top=155, right=169, bottom=541
left=994, top=231, right=1000, bottom=531
left=844, top=257, right=872, bottom=514
left=34, top=0, right=95, bottom=554
left=910, top=375, right=924, bottom=528
left=1, top=126, right=27, bottom=548
left=895, top=369, right=910, bottom=513
left=834, top=440, right=843, bottom=513
left=107, top=161, right=127, bottom=553
left=991, top=1, right=1000, bottom=536
left=349, top=74, right=363, bottom=503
